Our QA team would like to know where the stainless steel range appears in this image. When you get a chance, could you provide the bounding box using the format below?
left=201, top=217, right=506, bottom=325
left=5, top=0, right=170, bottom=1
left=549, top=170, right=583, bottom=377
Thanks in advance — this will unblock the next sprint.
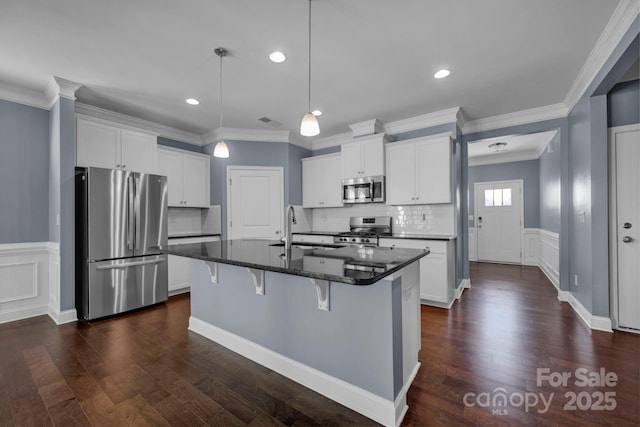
left=334, top=216, right=392, bottom=247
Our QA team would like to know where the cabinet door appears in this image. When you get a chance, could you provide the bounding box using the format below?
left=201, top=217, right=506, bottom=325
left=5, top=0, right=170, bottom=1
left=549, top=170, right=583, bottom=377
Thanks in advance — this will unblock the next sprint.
left=419, top=252, right=448, bottom=302
left=76, top=119, right=119, bottom=169
left=341, top=142, right=362, bottom=179
left=182, top=154, right=210, bottom=207
left=157, top=149, right=184, bottom=206
left=416, top=138, right=452, bottom=204
left=167, top=255, right=190, bottom=292
left=120, top=130, right=157, bottom=173
left=361, top=137, right=384, bottom=176
left=385, top=143, right=416, bottom=205
left=302, top=158, right=323, bottom=207
left=322, top=155, right=343, bottom=207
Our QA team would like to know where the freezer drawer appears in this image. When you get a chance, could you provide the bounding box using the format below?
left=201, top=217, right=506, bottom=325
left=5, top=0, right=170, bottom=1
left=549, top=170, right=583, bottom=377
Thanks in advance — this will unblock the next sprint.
left=82, top=255, right=168, bottom=320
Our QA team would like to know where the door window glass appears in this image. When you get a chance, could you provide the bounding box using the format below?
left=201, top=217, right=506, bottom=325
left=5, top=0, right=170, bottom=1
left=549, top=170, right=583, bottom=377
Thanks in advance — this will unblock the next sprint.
left=484, top=188, right=513, bottom=207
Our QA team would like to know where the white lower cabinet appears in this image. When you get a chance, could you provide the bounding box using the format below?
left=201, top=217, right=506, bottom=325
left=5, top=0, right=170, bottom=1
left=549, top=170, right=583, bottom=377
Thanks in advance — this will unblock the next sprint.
left=378, top=238, right=455, bottom=307
left=292, top=234, right=335, bottom=244
left=168, top=236, right=219, bottom=294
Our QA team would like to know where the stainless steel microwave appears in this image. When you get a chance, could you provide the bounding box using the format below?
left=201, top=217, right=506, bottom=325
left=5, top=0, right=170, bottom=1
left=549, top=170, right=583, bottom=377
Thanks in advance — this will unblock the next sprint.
left=342, top=175, right=385, bottom=204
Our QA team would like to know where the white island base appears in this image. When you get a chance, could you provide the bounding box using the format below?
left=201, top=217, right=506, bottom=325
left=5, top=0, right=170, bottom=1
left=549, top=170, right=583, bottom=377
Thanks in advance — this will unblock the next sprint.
left=187, top=260, right=421, bottom=427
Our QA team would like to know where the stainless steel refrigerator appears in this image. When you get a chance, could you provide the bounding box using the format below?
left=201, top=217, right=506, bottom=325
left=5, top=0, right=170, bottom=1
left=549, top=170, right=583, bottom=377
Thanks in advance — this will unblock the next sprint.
left=75, top=167, right=168, bottom=320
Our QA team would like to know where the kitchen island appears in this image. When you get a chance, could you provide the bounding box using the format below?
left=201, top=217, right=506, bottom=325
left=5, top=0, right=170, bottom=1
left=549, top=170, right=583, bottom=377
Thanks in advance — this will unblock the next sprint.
left=162, top=239, right=429, bottom=427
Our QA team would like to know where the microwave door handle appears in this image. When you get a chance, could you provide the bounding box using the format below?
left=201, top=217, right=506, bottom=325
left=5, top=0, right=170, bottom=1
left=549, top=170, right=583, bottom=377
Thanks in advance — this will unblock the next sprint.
left=369, top=181, right=375, bottom=201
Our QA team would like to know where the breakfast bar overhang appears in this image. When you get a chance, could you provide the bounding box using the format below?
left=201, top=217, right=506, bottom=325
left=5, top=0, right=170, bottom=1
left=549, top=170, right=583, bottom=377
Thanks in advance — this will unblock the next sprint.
left=162, top=239, right=430, bottom=427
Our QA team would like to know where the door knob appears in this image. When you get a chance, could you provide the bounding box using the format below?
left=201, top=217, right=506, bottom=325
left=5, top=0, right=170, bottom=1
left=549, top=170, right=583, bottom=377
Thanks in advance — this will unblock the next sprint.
left=623, top=222, right=632, bottom=229
left=622, top=236, right=633, bottom=243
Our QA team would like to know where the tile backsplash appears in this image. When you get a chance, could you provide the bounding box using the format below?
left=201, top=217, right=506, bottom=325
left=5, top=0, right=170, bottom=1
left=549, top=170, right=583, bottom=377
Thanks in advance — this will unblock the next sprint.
left=310, top=204, right=454, bottom=235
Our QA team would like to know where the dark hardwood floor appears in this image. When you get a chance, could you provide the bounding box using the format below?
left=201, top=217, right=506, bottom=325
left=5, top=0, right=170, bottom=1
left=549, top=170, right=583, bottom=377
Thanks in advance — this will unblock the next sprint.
left=0, top=262, right=638, bottom=426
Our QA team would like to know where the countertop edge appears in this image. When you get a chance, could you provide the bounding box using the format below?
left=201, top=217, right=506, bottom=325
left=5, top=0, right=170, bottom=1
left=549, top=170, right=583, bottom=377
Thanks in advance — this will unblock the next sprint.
left=168, top=233, right=221, bottom=239
left=161, top=246, right=430, bottom=286
left=293, top=231, right=456, bottom=241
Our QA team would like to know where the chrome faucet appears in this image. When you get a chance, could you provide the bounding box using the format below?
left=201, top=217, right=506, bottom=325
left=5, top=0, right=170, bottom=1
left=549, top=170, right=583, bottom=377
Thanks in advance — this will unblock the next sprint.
left=284, top=205, right=297, bottom=255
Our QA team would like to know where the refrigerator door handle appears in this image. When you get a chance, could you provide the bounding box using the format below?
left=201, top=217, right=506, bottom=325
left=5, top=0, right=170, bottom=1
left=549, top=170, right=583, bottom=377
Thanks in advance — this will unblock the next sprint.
left=127, top=175, right=135, bottom=251
left=134, top=174, right=141, bottom=252
left=96, top=258, right=165, bottom=270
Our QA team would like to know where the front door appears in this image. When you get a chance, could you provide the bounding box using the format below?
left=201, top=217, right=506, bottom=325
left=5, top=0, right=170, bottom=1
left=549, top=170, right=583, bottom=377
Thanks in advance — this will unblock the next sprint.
left=475, top=180, right=523, bottom=264
left=613, top=126, right=640, bottom=331
left=227, top=167, right=283, bottom=240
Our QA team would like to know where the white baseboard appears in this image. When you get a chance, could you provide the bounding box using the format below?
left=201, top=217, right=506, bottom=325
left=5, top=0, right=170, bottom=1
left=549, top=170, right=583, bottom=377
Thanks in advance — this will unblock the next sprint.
left=189, top=316, right=407, bottom=427
left=0, top=305, right=48, bottom=325
left=566, top=293, right=613, bottom=333
left=48, top=307, right=77, bottom=325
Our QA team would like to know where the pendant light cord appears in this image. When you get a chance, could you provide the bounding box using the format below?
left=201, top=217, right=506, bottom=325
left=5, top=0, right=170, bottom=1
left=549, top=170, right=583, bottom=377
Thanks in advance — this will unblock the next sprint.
left=219, top=52, right=223, bottom=131
left=307, top=0, right=312, bottom=113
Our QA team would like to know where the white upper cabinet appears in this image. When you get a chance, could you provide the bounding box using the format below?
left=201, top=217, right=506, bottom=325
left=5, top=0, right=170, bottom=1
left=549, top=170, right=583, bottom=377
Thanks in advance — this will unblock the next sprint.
left=157, top=146, right=210, bottom=208
left=302, top=153, right=343, bottom=208
left=341, top=134, right=386, bottom=179
left=386, top=133, right=453, bottom=205
left=76, top=117, right=157, bottom=173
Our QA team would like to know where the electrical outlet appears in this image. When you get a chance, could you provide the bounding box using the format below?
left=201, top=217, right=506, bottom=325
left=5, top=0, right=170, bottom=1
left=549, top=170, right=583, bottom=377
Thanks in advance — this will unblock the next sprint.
left=56, top=213, right=60, bottom=226
left=574, top=274, right=578, bottom=287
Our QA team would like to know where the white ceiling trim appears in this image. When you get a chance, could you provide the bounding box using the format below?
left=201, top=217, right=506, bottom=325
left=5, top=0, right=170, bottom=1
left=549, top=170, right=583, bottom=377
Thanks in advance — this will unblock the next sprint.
left=383, top=107, right=462, bottom=136
left=564, top=0, right=639, bottom=113
left=311, top=132, right=353, bottom=151
left=75, top=102, right=201, bottom=145
left=44, top=76, right=82, bottom=109
left=461, top=103, right=567, bottom=135
left=0, top=80, right=50, bottom=110
left=349, top=119, right=384, bottom=138
left=469, top=150, right=543, bottom=167
left=202, top=127, right=312, bottom=150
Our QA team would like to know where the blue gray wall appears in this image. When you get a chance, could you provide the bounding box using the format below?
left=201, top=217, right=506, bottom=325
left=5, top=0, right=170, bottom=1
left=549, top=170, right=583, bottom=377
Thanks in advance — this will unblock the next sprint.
left=0, top=99, right=50, bottom=243
left=203, top=140, right=311, bottom=239
left=539, top=131, right=562, bottom=233
left=58, top=97, right=76, bottom=310
left=157, top=136, right=203, bottom=153
left=608, top=79, right=640, bottom=127
left=468, top=160, right=541, bottom=228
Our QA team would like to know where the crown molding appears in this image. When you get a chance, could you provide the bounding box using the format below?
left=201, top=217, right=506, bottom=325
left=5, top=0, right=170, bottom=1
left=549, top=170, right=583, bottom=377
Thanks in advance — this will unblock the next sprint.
left=202, top=127, right=312, bottom=150
left=564, top=0, right=639, bottom=113
left=75, top=103, right=201, bottom=144
left=469, top=150, right=544, bottom=167
left=310, top=131, right=352, bottom=151
left=349, top=119, right=384, bottom=138
left=383, top=107, right=461, bottom=135
left=461, top=103, right=567, bottom=135
left=0, top=80, right=51, bottom=109
left=44, top=76, right=82, bottom=108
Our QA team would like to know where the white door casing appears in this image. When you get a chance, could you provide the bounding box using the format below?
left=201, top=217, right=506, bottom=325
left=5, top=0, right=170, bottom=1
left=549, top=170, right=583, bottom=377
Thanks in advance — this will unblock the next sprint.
left=609, top=124, right=640, bottom=332
left=475, top=180, right=523, bottom=264
left=227, top=166, right=283, bottom=240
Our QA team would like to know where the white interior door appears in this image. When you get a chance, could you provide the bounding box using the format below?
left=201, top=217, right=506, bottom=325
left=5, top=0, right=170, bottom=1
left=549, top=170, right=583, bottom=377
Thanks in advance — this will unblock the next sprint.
left=475, top=180, right=523, bottom=264
left=227, top=167, right=283, bottom=240
left=614, top=127, right=640, bottom=330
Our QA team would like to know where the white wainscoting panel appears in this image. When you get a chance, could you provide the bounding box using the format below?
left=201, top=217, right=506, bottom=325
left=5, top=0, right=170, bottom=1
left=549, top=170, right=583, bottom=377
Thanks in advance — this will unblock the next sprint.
left=523, top=229, right=540, bottom=266
left=538, top=230, right=560, bottom=290
left=0, top=242, right=50, bottom=324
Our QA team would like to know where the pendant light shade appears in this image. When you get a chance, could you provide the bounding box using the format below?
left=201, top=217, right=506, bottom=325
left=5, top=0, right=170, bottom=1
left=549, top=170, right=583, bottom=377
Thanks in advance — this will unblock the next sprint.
left=300, top=112, right=319, bottom=136
left=213, top=140, right=229, bottom=158
left=214, top=47, right=230, bottom=158
left=300, top=0, right=320, bottom=137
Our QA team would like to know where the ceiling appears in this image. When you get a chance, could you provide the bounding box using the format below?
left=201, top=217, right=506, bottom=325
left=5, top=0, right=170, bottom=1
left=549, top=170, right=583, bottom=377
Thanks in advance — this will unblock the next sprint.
left=0, top=0, right=623, bottom=141
left=468, top=131, right=557, bottom=166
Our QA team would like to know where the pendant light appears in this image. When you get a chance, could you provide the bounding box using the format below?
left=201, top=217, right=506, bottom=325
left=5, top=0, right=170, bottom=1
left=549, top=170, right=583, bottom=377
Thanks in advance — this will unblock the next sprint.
left=300, top=0, right=320, bottom=137
left=213, top=47, right=230, bottom=158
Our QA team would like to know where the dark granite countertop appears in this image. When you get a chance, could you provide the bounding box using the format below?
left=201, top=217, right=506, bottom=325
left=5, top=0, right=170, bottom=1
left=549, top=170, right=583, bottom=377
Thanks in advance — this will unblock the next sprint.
left=161, top=239, right=429, bottom=286
left=168, top=233, right=221, bottom=239
left=293, top=231, right=456, bottom=241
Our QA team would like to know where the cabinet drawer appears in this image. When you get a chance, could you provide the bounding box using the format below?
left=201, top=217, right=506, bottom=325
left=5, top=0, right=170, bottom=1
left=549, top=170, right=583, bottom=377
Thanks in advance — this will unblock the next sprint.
left=378, top=238, right=447, bottom=253
left=293, top=234, right=334, bottom=244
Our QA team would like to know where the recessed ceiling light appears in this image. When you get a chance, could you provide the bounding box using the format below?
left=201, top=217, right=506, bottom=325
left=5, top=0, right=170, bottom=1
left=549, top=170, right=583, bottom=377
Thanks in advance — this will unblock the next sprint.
left=433, top=69, right=451, bottom=79
left=185, top=98, right=200, bottom=105
left=488, top=142, right=508, bottom=152
left=269, top=51, right=286, bottom=63
left=311, top=110, right=322, bottom=116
